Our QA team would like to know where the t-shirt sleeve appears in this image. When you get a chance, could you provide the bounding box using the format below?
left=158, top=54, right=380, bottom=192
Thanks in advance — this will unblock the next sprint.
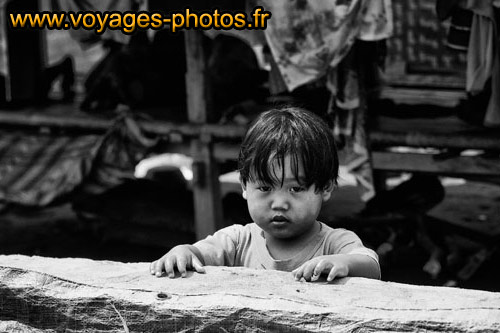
left=193, top=225, right=243, bottom=266
left=325, top=228, right=379, bottom=264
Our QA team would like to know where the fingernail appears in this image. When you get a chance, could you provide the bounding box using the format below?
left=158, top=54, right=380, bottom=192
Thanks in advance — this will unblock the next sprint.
left=155, top=272, right=161, bottom=277
left=311, top=275, right=319, bottom=281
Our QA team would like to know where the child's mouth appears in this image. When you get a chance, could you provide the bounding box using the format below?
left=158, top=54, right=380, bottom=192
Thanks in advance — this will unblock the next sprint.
left=271, top=215, right=289, bottom=223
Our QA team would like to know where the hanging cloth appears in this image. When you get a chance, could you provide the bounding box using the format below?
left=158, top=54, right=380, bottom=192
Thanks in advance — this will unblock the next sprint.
left=0, top=132, right=102, bottom=207
left=258, top=0, right=392, bottom=92
left=466, top=13, right=495, bottom=94
left=483, top=5, right=500, bottom=127
left=358, top=0, right=394, bottom=42
left=80, top=111, right=158, bottom=195
left=461, top=0, right=500, bottom=127
left=258, top=0, right=365, bottom=92
left=484, top=21, right=500, bottom=126
left=327, top=41, right=385, bottom=202
left=0, top=112, right=157, bottom=207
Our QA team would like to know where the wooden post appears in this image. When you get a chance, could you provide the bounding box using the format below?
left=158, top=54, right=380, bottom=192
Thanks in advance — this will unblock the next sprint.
left=184, top=30, right=223, bottom=240
left=4, top=0, right=44, bottom=103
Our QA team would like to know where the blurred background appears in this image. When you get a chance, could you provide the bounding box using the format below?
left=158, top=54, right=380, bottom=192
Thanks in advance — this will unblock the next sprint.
left=0, top=0, right=499, bottom=292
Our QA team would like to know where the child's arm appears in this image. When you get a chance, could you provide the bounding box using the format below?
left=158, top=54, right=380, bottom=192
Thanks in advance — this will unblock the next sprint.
left=150, top=244, right=206, bottom=278
left=292, top=254, right=381, bottom=282
left=150, top=224, right=244, bottom=278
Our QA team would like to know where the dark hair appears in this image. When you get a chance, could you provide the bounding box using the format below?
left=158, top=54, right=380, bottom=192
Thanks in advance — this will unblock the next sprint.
left=238, top=107, right=338, bottom=191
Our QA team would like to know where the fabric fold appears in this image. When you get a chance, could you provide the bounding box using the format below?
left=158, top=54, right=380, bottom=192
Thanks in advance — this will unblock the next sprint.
left=258, top=0, right=392, bottom=92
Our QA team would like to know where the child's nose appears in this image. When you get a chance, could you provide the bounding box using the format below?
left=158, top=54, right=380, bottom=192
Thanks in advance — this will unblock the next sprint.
left=270, top=193, right=289, bottom=210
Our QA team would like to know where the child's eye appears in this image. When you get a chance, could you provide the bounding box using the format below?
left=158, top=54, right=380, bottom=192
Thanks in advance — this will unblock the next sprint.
left=257, top=186, right=272, bottom=192
left=290, top=186, right=305, bottom=193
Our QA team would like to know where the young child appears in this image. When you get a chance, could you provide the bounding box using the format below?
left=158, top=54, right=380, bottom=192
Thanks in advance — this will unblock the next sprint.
left=150, top=107, right=380, bottom=282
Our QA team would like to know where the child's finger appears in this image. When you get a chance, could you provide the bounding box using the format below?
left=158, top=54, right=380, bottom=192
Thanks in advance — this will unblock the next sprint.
left=164, top=257, right=176, bottom=278
left=327, top=266, right=339, bottom=282
left=311, top=260, right=328, bottom=281
left=192, top=256, right=206, bottom=274
left=177, top=256, right=188, bottom=277
left=150, top=261, right=157, bottom=275
left=301, top=262, right=317, bottom=281
left=152, top=259, right=164, bottom=277
left=293, top=265, right=305, bottom=281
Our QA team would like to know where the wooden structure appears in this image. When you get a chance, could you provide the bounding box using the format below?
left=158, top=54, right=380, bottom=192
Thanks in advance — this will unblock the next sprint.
left=371, top=0, right=500, bottom=182
left=1, top=254, right=500, bottom=332
left=370, top=113, right=500, bottom=182
left=1, top=32, right=500, bottom=242
left=0, top=28, right=244, bottom=240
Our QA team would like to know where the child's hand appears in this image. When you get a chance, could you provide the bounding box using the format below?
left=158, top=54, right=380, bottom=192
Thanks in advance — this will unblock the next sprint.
left=292, top=255, right=349, bottom=282
left=150, top=245, right=206, bottom=278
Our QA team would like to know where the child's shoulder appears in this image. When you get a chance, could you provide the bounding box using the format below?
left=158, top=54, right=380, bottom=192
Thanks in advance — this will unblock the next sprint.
left=214, top=223, right=261, bottom=247
left=218, top=223, right=259, bottom=235
left=221, top=222, right=256, bottom=229
left=318, top=221, right=360, bottom=240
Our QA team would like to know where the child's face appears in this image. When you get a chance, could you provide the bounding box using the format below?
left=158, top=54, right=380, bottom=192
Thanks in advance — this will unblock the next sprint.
left=242, top=155, right=333, bottom=240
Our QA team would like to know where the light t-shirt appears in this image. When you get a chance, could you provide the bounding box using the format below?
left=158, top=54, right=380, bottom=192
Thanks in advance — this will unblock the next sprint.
left=194, top=222, right=379, bottom=272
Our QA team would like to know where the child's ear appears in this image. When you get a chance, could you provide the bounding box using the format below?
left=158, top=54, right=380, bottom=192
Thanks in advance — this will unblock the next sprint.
left=241, top=183, right=247, bottom=200
left=321, top=181, right=334, bottom=202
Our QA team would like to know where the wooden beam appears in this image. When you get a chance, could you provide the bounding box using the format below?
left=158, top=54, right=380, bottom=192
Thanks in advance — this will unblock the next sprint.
left=369, top=117, right=500, bottom=151
left=372, top=151, right=500, bottom=177
left=185, top=30, right=212, bottom=124
left=1, top=255, right=500, bottom=332
left=0, top=111, right=247, bottom=140
left=370, top=130, right=500, bottom=151
left=380, top=87, right=465, bottom=107
left=157, top=141, right=239, bottom=163
left=185, top=30, right=222, bottom=240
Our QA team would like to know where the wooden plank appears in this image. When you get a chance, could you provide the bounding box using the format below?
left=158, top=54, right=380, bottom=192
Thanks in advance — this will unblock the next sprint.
left=0, top=110, right=247, bottom=139
left=184, top=30, right=222, bottom=239
left=1, top=255, right=500, bottom=332
left=370, top=130, right=500, bottom=151
left=159, top=141, right=239, bottom=162
left=369, top=117, right=500, bottom=152
left=380, top=87, right=465, bottom=107
left=372, top=151, right=500, bottom=177
left=384, top=61, right=466, bottom=89
left=373, top=116, right=492, bottom=135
